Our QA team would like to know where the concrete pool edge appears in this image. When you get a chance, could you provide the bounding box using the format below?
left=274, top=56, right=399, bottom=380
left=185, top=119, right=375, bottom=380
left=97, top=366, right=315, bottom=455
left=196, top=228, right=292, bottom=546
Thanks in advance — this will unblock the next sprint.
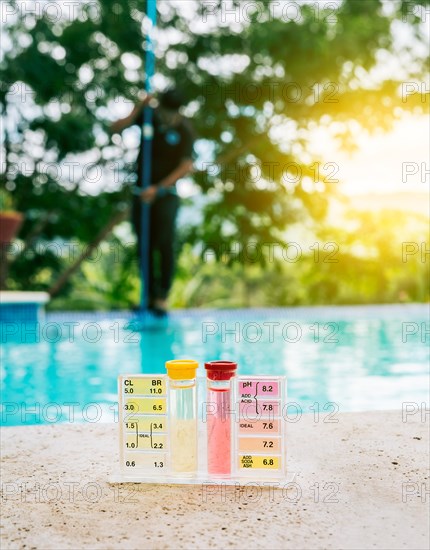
left=1, top=410, right=428, bottom=549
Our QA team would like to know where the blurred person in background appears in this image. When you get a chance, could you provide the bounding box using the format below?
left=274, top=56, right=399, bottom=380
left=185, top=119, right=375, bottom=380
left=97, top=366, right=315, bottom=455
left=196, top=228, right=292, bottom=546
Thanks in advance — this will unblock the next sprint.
left=111, top=89, right=195, bottom=315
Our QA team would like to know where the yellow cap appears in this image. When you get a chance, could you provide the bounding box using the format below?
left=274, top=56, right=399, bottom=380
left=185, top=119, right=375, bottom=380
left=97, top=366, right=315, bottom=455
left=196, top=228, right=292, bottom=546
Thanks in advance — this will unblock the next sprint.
left=165, top=359, right=198, bottom=380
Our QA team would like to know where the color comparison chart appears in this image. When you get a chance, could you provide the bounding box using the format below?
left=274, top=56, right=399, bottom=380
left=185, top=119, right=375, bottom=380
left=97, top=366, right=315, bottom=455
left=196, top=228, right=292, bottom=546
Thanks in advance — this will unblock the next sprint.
left=115, top=360, right=288, bottom=484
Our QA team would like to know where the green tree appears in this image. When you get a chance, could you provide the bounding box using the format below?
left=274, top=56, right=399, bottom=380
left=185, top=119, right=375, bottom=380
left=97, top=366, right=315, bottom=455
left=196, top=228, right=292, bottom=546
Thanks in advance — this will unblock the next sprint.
left=1, top=0, right=428, bottom=298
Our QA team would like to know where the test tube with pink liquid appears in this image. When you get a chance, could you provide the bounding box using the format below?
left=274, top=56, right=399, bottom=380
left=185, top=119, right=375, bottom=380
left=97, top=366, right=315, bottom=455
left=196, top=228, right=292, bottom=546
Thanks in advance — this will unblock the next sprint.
left=205, top=360, right=237, bottom=476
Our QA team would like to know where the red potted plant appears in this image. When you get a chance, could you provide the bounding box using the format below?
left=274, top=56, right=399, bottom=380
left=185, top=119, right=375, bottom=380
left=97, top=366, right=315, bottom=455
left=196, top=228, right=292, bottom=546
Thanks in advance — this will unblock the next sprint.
left=0, top=189, right=23, bottom=246
left=0, top=189, right=23, bottom=289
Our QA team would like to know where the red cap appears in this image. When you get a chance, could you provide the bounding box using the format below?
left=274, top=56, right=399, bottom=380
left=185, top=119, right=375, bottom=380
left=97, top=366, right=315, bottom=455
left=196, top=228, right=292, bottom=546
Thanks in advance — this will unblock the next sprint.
left=204, top=360, right=237, bottom=381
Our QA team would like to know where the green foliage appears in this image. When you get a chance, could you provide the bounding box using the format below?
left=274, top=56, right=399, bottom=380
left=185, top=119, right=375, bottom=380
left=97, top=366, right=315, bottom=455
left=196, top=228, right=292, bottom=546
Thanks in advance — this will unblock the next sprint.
left=171, top=209, right=429, bottom=308
left=1, top=0, right=429, bottom=303
left=48, top=235, right=140, bottom=311
left=0, top=189, right=14, bottom=212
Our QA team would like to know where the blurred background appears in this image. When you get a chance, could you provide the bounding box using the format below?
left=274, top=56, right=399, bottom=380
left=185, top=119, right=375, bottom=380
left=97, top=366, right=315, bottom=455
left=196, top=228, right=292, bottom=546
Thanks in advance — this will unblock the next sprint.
left=1, top=0, right=429, bottom=310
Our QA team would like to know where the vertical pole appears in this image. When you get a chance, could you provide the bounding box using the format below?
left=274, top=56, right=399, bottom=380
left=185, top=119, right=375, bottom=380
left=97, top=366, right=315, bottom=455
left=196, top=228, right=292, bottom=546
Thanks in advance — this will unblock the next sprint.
left=140, top=0, right=157, bottom=311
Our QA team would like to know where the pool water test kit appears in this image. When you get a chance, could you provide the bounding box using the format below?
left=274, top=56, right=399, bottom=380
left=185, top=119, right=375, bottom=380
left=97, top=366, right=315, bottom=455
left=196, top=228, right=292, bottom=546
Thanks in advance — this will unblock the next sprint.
left=115, top=360, right=290, bottom=484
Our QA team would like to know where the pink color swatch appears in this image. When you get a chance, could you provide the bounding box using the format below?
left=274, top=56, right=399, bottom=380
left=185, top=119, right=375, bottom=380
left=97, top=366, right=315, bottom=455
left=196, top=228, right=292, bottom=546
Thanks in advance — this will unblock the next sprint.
left=238, top=437, right=281, bottom=453
left=238, top=418, right=280, bottom=434
left=239, top=400, right=280, bottom=419
left=238, top=379, right=280, bottom=398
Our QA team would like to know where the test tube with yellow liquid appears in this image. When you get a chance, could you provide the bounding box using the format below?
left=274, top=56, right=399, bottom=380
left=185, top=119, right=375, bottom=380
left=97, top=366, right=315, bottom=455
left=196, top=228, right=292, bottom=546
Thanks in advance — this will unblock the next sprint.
left=165, top=360, right=198, bottom=475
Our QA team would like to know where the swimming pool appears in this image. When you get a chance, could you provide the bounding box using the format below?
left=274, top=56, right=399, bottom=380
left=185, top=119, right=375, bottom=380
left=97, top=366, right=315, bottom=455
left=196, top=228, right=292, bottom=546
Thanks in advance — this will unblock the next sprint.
left=1, top=305, right=428, bottom=426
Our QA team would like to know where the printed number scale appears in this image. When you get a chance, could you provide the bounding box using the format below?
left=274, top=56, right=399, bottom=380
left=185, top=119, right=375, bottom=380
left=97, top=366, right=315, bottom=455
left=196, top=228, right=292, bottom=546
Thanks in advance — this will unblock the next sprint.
left=115, top=373, right=292, bottom=485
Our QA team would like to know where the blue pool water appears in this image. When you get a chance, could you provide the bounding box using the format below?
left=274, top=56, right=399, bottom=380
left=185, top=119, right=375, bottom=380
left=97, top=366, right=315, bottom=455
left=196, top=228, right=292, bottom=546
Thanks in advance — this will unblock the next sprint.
left=1, top=305, right=429, bottom=426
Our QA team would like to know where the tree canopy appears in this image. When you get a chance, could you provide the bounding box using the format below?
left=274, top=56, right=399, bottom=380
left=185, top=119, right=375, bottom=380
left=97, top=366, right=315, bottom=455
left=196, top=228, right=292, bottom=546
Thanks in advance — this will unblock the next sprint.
left=1, top=0, right=429, bottom=295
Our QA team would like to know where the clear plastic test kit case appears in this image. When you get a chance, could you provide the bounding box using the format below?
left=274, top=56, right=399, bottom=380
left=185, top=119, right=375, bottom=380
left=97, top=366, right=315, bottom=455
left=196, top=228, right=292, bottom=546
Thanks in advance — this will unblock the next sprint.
left=112, top=360, right=295, bottom=485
